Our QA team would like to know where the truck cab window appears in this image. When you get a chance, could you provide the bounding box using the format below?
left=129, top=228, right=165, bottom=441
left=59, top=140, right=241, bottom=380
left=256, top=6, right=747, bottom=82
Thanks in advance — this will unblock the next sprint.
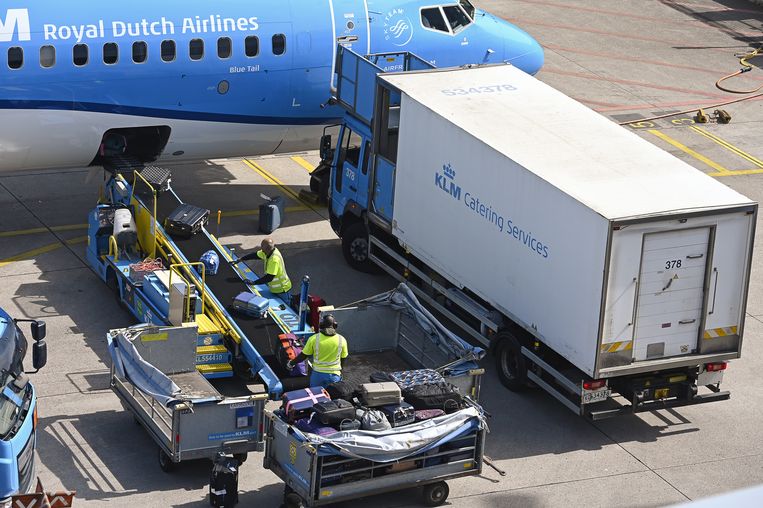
left=103, top=43, right=118, bottom=65
left=421, top=8, right=449, bottom=33
left=335, top=128, right=363, bottom=192
left=7, top=47, right=23, bottom=69
left=443, top=5, right=472, bottom=32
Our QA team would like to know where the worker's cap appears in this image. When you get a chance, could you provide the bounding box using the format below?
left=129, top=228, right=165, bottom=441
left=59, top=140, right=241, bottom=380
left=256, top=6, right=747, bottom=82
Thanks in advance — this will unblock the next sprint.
left=320, top=314, right=339, bottom=335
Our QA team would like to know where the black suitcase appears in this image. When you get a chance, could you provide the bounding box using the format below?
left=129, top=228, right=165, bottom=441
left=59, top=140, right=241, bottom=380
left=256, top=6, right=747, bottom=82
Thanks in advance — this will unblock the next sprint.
left=258, top=194, right=286, bottom=234
left=139, top=166, right=172, bottom=193
left=313, top=399, right=356, bottom=426
left=325, top=381, right=355, bottom=401
left=209, top=453, right=239, bottom=507
left=402, top=382, right=462, bottom=413
left=379, top=401, right=415, bottom=427
left=165, top=203, right=209, bottom=238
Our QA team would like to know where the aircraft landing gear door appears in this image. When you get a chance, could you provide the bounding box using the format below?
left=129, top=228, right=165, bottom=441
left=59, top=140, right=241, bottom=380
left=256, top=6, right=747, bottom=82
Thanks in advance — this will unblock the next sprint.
left=633, top=227, right=712, bottom=361
left=331, top=0, right=370, bottom=54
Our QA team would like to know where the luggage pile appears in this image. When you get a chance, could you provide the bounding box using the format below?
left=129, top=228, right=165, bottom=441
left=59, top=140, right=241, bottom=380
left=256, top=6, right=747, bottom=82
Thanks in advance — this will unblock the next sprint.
left=277, top=368, right=465, bottom=437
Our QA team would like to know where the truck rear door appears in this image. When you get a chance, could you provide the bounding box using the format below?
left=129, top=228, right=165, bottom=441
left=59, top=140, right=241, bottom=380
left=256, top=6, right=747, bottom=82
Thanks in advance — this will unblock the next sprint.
left=633, top=227, right=711, bottom=361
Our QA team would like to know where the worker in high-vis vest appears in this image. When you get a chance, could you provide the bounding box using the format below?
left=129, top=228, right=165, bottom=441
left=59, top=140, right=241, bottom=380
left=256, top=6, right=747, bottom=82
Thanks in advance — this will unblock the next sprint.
left=231, top=238, right=293, bottom=304
left=288, top=314, right=348, bottom=387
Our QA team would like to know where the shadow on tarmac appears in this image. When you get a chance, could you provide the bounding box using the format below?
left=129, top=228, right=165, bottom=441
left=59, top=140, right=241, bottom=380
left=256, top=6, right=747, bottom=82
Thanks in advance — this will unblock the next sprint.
left=662, top=0, right=763, bottom=46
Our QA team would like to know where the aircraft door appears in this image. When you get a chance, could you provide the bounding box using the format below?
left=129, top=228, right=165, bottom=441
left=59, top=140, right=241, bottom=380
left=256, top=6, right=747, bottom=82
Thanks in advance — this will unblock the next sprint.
left=330, top=0, right=370, bottom=55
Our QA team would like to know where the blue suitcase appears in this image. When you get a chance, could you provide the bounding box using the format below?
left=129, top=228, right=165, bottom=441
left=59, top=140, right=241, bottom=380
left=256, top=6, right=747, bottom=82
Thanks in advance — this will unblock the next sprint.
left=259, top=195, right=286, bottom=234
left=231, top=292, right=269, bottom=318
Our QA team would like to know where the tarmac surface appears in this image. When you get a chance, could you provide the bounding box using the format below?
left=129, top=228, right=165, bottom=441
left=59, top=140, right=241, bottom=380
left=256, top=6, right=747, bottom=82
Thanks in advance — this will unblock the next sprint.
left=1, top=0, right=763, bottom=506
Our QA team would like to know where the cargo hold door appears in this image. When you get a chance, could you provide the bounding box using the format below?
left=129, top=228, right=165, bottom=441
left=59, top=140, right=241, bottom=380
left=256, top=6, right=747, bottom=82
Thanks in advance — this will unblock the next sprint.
left=633, top=228, right=711, bottom=361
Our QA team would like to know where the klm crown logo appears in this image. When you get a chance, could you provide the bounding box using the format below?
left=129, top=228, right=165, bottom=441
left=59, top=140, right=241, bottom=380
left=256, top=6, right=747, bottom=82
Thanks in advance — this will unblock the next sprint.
left=435, top=163, right=461, bottom=200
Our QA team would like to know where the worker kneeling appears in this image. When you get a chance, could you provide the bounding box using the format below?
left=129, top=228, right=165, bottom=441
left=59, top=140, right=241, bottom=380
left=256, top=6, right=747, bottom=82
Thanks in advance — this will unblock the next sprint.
left=288, top=314, right=348, bottom=388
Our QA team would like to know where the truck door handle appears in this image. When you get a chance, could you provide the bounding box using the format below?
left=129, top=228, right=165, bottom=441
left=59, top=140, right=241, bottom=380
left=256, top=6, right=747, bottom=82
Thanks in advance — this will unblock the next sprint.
left=679, top=319, right=696, bottom=325
left=686, top=254, right=704, bottom=259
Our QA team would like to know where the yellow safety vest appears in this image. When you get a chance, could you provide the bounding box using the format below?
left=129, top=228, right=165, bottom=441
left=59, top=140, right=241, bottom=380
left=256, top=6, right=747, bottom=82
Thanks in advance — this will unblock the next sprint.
left=305, top=333, right=347, bottom=375
left=257, top=248, right=292, bottom=294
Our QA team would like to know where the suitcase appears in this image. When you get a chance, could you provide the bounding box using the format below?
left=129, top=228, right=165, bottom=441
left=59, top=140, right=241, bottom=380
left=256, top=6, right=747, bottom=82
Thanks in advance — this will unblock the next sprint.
left=282, top=387, right=331, bottom=423
left=389, top=369, right=445, bottom=390
left=325, top=381, right=355, bottom=401
left=369, top=371, right=393, bottom=383
left=164, top=203, right=209, bottom=238
left=379, top=401, right=415, bottom=428
left=258, top=195, right=286, bottom=234
left=413, top=409, right=445, bottom=422
left=209, top=453, right=239, bottom=507
left=313, top=399, right=356, bottom=426
left=307, top=295, right=327, bottom=331
left=139, top=166, right=171, bottom=193
left=231, top=292, right=269, bottom=318
left=358, top=382, right=402, bottom=407
left=356, top=408, right=392, bottom=431
left=295, top=415, right=338, bottom=437
left=403, top=382, right=462, bottom=413
left=277, top=333, right=306, bottom=377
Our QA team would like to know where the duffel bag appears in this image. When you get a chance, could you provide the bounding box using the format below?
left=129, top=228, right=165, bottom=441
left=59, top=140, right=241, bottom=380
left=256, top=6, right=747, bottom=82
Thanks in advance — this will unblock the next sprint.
left=402, top=382, right=462, bottom=413
left=356, top=408, right=392, bottom=431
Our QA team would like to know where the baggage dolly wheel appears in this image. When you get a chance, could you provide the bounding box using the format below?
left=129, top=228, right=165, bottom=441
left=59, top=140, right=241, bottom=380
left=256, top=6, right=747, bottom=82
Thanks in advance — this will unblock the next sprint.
left=282, top=486, right=305, bottom=508
left=158, top=447, right=175, bottom=473
left=422, top=481, right=449, bottom=507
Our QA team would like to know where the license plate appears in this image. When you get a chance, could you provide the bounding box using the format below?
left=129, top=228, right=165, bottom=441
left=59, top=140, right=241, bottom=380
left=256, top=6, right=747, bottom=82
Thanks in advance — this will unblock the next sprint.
left=654, top=388, right=670, bottom=399
left=582, top=389, right=611, bottom=404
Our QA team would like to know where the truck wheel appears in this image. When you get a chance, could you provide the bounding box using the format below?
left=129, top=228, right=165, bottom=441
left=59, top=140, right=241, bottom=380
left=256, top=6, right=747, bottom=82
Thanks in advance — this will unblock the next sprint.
left=283, top=493, right=305, bottom=508
left=158, top=448, right=175, bottom=473
left=341, top=222, right=378, bottom=273
left=495, top=331, right=528, bottom=392
left=422, top=481, right=449, bottom=507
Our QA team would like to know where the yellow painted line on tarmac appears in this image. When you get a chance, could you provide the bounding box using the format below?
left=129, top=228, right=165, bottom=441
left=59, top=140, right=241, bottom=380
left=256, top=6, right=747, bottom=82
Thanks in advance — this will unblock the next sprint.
left=242, top=158, right=322, bottom=215
left=689, top=126, right=763, bottom=170
left=710, top=168, right=763, bottom=177
left=0, top=223, right=88, bottom=238
left=0, top=236, right=87, bottom=268
left=648, top=129, right=731, bottom=175
left=291, top=156, right=316, bottom=173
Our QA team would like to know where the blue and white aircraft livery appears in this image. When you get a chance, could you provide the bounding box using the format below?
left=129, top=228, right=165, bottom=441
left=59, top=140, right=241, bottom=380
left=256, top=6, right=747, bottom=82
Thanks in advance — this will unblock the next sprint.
left=0, top=1, right=543, bottom=173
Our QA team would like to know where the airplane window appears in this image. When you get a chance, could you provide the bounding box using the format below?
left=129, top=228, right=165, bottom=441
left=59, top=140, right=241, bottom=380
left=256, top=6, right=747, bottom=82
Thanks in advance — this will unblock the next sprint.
left=245, top=36, right=259, bottom=57
left=421, top=8, right=449, bottom=33
left=132, top=41, right=148, bottom=63
left=73, top=44, right=89, bottom=66
left=272, top=34, right=286, bottom=56
left=103, top=43, right=118, bottom=65
left=7, top=47, right=23, bottom=69
left=217, top=37, right=232, bottom=59
left=459, top=0, right=476, bottom=20
left=189, top=39, right=204, bottom=60
left=443, top=5, right=472, bottom=33
left=40, top=45, right=55, bottom=68
left=161, top=40, right=175, bottom=62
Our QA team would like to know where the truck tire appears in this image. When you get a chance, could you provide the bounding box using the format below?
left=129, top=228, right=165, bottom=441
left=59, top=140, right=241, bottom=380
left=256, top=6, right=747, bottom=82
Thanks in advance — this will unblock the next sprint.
left=422, top=481, right=449, bottom=507
left=495, top=331, right=528, bottom=392
left=158, top=447, right=175, bottom=473
left=341, top=222, right=378, bottom=273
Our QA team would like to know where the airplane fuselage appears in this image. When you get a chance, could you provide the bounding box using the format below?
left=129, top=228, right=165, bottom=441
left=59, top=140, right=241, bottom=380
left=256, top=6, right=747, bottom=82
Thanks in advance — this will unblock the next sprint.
left=0, top=1, right=543, bottom=171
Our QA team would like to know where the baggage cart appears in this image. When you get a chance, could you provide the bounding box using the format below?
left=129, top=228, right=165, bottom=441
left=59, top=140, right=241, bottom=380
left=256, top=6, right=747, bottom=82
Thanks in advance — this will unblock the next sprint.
left=108, top=324, right=268, bottom=471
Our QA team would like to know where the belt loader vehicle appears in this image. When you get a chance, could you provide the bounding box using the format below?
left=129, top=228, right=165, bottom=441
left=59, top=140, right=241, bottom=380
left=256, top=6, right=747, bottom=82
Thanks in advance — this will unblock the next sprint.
left=322, top=48, right=756, bottom=419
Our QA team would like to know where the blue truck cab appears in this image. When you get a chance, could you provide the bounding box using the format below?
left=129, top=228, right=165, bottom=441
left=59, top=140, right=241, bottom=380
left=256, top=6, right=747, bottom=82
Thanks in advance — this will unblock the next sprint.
left=0, top=308, right=47, bottom=499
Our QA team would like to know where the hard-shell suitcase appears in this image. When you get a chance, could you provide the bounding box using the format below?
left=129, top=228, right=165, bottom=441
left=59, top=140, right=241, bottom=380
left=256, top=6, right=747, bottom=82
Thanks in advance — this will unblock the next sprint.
left=209, top=453, right=239, bottom=507
left=403, top=382, right=462, bottom=413
left=139, top=166, right=171, bottom=193
left=413, top=409, right=446, bottom=422
left=258, top=194, right=286, bottom=234
left=358, top=382, right=402, bottom=407
left=325, top=381, right=355, bottom=401
left=295, top=415, right=338, bottom=437
left=164, top=203, right=209, bottom=238
left=389, top=369, right=445, bottom=390
left=379, top=401, right=415, bottom=427
left=277, top=333, right=306, bottom=376
left=307, top=295, right=327, bottom=331
left=231, top=292, right=269, bottom=318
left=313, top=399, right=356, bottom=426
left=282, top=387, right=331, bottom=423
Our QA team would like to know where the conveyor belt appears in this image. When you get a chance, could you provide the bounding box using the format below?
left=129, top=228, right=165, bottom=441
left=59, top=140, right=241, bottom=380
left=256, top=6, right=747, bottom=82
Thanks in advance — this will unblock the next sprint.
left=135, top=185, right=287, bottom=374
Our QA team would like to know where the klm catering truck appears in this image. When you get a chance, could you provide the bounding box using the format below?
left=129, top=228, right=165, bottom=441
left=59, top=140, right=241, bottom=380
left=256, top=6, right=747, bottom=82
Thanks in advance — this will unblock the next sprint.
left=323, top=48, right=756, bottom=419
left=0, top=307, right=47, bottom=499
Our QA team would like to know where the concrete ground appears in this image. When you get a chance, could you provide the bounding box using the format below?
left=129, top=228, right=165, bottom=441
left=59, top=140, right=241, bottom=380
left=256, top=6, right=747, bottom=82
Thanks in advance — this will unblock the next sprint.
left=1, top=0, right=763, bottom=506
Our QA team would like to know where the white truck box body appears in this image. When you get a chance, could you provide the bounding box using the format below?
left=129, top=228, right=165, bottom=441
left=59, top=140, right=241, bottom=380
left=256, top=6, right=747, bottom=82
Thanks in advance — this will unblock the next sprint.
left=381, top=65, right=756, bottom=378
